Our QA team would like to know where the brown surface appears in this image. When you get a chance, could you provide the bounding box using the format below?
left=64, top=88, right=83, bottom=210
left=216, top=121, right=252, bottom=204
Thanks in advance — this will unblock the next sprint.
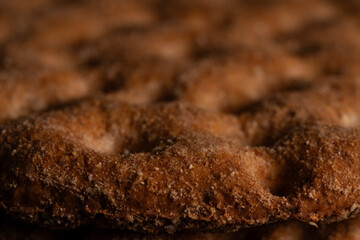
left=1, top=0, right=360, bottom=238
left=0, top=0, right=351, bottom=121
left=1, top=79, right=360, bottom=233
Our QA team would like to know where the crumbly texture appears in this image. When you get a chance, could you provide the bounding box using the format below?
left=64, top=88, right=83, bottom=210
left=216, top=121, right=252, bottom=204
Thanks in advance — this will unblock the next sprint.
left=1, top=0, right=360, bottom=238
left=1, top=79, right=360, bottom=233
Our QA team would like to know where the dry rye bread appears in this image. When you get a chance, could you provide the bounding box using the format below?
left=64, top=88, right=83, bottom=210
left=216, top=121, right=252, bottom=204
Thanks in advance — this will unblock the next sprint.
left=1, top=79, right=360, bottom=233
left=1, top=0, right=360, bottom=238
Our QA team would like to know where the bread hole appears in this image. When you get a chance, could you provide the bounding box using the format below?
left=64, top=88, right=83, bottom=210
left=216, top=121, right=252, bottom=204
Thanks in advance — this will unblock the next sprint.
left=272, top=162, right=313, bottom=197
left=265, top=125, right=337, bottom=197
left=260, top=149, right=313, bottom=197
left=246, top=151, right=289, bottom=197
left=242, top=125, right=320, bottom=197
left=101, top=73, right=126, bottom=93
left=119, top=137, right=176, bottom=156
left=235, top=79, right=312, bottom=115
left=295, top=43, right=322, bottom=57
left=79, top=130, right=175, bottom=156
left=254, top=152, right=313, bottom=198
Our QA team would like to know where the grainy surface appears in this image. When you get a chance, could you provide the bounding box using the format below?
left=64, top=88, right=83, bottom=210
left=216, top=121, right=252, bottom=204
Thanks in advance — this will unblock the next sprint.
left=1, top=79, right=360, bottom=233
left=1, top=0, right=360, bottom=239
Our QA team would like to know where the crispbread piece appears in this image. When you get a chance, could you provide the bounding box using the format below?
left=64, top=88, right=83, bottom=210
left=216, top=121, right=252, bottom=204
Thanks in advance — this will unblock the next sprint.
left=1, top=80, right=360, bottom=232
left=1, top=0, right=360, bottom=237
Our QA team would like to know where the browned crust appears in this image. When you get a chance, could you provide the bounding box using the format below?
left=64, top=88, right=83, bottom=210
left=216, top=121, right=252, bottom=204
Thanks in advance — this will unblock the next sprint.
left=1, top=79, right=360, bottom=232
left=1, top=0, right=360, bottom=236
